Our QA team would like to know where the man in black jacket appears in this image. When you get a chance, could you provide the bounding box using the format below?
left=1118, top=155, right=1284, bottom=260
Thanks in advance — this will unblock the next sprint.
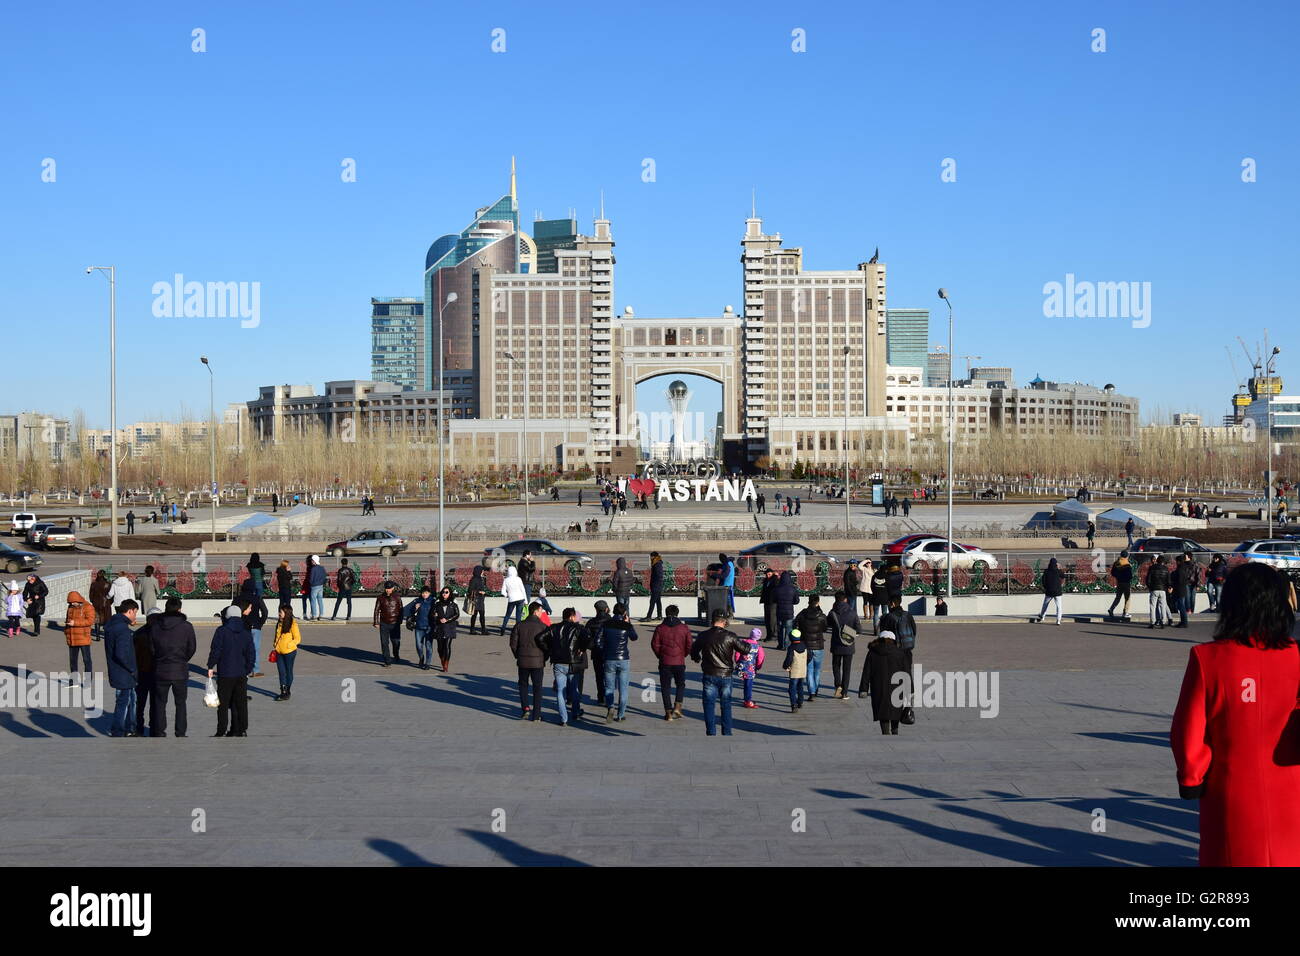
left=1147, top=555, right=1171, bottom=629
left=150, top=597, right=197, bottom=737
left=586, top=600, right=611, bottom=706
left=331, top=558, right=355, bottom=621
left=759, top=568, right=779, bottom=643
left=206, top=606, right=255, bottom=737
left=793, top=595, right=827, bottom=701
left=235, top=582, right=269, bottom=678
left=641, top=552, right=664, bottom=622
left=1172, top=554, right=1197, bottom=628
left=690, top=610, right=750, bottom=736
left=861, top=596, right=916, bottom=699
left=538, top=608, right=587, bottom=725
left=599, top=603, right=638, bottom=723
left=509, top=602, right=548, bottom=721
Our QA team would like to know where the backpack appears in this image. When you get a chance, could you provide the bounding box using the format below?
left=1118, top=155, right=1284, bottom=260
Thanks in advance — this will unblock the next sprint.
left=893, top=614, right=915, bottom=650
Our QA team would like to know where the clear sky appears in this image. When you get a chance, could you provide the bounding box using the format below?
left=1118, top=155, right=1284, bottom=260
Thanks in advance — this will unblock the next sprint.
left=4, top=0, right=1297, bottom=428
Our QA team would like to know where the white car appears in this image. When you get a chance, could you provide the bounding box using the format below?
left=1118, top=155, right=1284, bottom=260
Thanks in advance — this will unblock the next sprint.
left=901, top=537, right=1000, bottom=572
left=10, top=513, right=36, bottom=537
left=1232, top=539, right=1300, bottom=569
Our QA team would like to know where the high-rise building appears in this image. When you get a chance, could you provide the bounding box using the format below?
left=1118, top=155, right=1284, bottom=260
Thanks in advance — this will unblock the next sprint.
left=421, top=159, right=534, bottom=405
left=926, top=350, right=951, bottom=387
left=370, top=297, right=424, bottom=390
left=886, top=308, right=929, bottom=369
left=0, top=412, right=72, bottom=461
left=532, top=217, right=579, bottom=274
left=971, top=366, right=1014, bottom=386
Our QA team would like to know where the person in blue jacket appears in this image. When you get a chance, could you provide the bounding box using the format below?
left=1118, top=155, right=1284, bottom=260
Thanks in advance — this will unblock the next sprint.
left=404, top=585, right=435, bottom=669
left=719, top=553, right=737, bottom=613
left=207, top=605, right=256, bottom=737
left=104, top=599, right=141, bottom=737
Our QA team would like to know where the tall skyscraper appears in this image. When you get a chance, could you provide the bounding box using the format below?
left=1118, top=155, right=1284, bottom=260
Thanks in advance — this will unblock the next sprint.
left=532, top=217, right=579, bottom=274
left=421, top=159, right=534, bottom=406
left=370, top=297, right=424, bottom=389
left=885, top=308, right=929, bottom=369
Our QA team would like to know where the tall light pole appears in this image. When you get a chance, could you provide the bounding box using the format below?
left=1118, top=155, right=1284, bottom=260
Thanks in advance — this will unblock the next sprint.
left=87, top=266, right=118, bottom=550
left=843, top=344, right=851, bottom=532
left=938, top=288, right=954, bottom=601
left=200, top=357, right=216, bottom=543
left=1266, top=345, right=1281, bottom=537
left=437, top=291, right=457, bottom=589
left=504, top=351, right=530, bottom=532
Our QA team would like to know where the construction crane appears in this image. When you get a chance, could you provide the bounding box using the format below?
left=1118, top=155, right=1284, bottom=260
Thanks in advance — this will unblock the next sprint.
left=959, top=355, right=982, bottom=377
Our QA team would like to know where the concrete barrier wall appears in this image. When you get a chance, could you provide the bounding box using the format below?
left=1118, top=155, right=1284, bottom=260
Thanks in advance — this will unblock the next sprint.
left=38, top=569, right=92, bottom=622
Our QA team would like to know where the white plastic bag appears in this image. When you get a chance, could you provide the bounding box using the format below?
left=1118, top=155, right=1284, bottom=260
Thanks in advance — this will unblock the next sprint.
left=203, top=676, right=220, bottom=708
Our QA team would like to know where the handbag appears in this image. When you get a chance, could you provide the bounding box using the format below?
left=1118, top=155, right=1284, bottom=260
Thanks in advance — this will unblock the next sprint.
left=268, top=649, right=278, bottom=663
left=900, top=706, right=915, bottom=725
left=203, top=676, right=220, bottom=708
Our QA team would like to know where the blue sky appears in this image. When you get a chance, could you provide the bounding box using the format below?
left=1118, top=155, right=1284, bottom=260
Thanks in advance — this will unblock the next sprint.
left=4, top=0, right=1297, bottom=428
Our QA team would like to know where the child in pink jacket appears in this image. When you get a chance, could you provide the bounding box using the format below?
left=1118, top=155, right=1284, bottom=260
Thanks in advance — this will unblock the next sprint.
left=735, top=627, right=766, bottom=709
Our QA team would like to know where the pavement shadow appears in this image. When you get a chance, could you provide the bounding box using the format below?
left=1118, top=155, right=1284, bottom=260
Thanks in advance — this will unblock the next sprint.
left=1075, top=627, right=1203, bottom=645
left=459, top=829, right=591, bottom=866
left=1079, top=730, right=1170, bottom=748
left=366, top=838, right=445, bottom=867
left=27, top=710, right=94, bottom=738
left=1061, top=701, right=1173, bottom=721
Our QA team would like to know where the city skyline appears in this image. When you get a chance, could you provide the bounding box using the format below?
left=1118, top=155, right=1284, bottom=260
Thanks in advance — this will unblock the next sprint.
left=6, top=0, right=1296, bottom=427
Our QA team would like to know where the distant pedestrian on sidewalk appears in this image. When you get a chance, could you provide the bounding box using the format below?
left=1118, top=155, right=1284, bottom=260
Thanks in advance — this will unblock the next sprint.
left=1037, top=557, right=1064, bottom=625
left=465, top=565, right=487, bottom=634
left=642, top=551, right=664, bottom=622
left=500, top=566, right=527, bottom=634
left=1147, top=555, right=1172, bottom=629
left=331, top=558, right=355, bottom=621
left=1108, top=552, right=1134, bottom=621
left=1125, top=517, right=1136, bottom=549
left=275, top=560, right=294, bottom=611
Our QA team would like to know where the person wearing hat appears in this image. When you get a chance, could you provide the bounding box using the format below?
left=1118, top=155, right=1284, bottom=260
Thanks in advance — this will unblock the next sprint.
left=373, top=580, right=404, bottom=667
left=306, top=554, right=327, bottom=621
left=207, top=605, right=255, bottom=736
left=22, top=573, right=48, bottom=636
left=865, top=629, right=909, bottom=735
left=734, top=626, right=766, bottom=710
left=781, top=627, right=808, bottom=713
left=4, top=580, right=23, bottom=638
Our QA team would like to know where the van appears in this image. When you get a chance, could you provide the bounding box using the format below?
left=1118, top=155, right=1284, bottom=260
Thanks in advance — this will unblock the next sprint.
left=10, top=513, right=36, bottom=537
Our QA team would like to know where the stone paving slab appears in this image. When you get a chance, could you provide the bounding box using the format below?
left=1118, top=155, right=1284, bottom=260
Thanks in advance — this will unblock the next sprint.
left=0, top=618, right=1204, bottom=866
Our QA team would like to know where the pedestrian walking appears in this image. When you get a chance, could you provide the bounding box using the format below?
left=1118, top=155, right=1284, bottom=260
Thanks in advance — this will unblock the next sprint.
left=793, top=594, right=827, bottom=701
left=207, top=605, right=254, bottom=737
left=651, top=605, right=693, bottom=720
left=1108, top=551, right=1134, bottom=621
left=500, top=565, right=527, bottom=634
left=465, top=565, right=487, bottom=634
left=1125, top=517, right=1136, bottom=549
left=132, top=605, right=161, bottom=736
left=63, top=590, right=95, bottom=679
left=1171, top=562, right=1300, bottom=865
left=432, top=586, right=459, bottom=672
left=782, top=629, right=808, bottom=713
left=865, top=629, right=908, bottom=735
left=538, top=607, right=586, bottom=725
left=509, top=601, right=548, bottom=721
left=373, top=580, right=404, bottom=666
left=404, top=585, right=435, bottom=669
left=600, top=603, right=638, bottom=722
left=691, top=610, right=749, bottom=734
left=331, top=557, right=355, bottom=620
left=642, top=551, right=664, bottom=622
left=828, top=591, right=859, bottom=699
left=22, top=573, right=48, bottom=636
left=104, top=599, right=140, bottom=736
left=272, top=605, right=301, bottom=701
left=1037, top=557, right=1064, bottom=624
left=150, top=597, right=196, bottom=736
left=734, top=627, right=766, bottom=709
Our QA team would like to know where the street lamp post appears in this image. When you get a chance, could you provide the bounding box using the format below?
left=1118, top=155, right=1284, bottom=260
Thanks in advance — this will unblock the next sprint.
left=86, top=266, right=118, bottom=550
left=437, top=292, right=458, bottom=590
left=504, top=351, right=530, bottom=532
left=938, top=288, right=954, bottom=601
left=1266, top=346, right=1282, bottom=538
left=843, top=345, right=851, bottom=533
left=200, top=357, right=216, bottom=543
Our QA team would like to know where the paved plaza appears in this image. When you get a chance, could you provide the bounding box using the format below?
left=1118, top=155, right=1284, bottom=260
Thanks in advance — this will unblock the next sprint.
left=0, top=614, right=1204, bottom=866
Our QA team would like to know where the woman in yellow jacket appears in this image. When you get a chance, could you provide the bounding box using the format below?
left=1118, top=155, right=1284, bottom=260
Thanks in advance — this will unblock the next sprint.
left=272, top=605, right=302, bottom=701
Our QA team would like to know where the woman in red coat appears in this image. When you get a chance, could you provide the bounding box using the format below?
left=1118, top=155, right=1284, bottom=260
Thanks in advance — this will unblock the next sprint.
left=1171, top=562, right=1300, bottom=865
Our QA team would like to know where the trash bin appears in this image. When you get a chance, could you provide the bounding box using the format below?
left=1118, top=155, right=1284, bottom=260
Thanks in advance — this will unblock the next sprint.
left=699, top=585, right=731, bottom=623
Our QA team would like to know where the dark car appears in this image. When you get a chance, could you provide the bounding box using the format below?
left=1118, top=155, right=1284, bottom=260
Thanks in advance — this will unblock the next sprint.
left=736, top=541, right=839, bottom=572
left=483, top=539, right=593, bottom=573
left=0, top=544, right=43, bottom=574
left=1130, top=537, right=1218, bottom=567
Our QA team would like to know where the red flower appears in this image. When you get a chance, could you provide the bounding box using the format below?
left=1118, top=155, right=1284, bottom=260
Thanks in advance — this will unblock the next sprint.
left=736, top=567, right=756, bottom=592
left=453, top=566, right=473, bottom=587
left=951, top=566, right=971, bottom=591
left=546, top=567, right=570, bottom=590
left=1073, top=557, right=1096, bottom=586
left=174, top=571, right=194, bottom=595
left=581, top=569, right=602, bottom=593
left=205, top=567, right=230, bottom=594
left=487, top=571, right=504, bottom=592
left=1011, top=563, right=1035, bottom=587
left=796, top=570, right=816, bottom=591
left=360, top=564, right=385, bottom=591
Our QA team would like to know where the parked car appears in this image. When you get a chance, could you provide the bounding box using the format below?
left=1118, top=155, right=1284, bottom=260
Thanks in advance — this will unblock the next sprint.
left=42, top=527, right=77, bottom=550
left=1130, top=537, right=1219, bottom=567
left=10, top=513, right=36, bottom=537
left=1232, top=539, right=1300, bottom=569
left=25, top=522, right=56, bottom=547
left=482, top=539, right=593, bottom=573
left=0, top=544, right=42, bottom=574
left=900, top=537, right=1000, bottom=572
left=881, top=533, right=935, bottom=556
left=736, top=541, right=839, bottom=572
left=325, top=530, right=409, bottom=557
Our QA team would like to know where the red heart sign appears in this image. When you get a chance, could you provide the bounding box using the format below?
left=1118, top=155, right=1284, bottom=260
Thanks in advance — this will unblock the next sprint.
left=628, top=477, right=656, bottom=497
